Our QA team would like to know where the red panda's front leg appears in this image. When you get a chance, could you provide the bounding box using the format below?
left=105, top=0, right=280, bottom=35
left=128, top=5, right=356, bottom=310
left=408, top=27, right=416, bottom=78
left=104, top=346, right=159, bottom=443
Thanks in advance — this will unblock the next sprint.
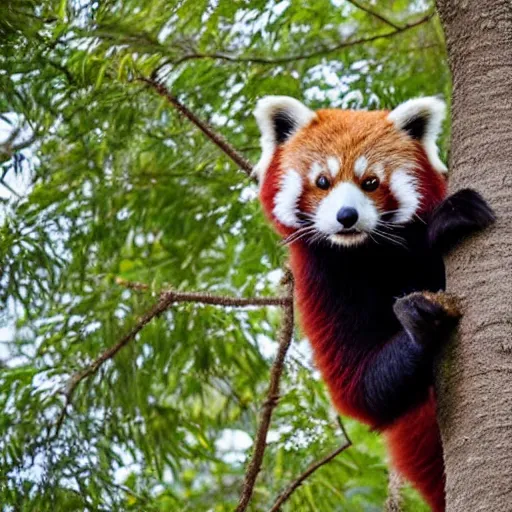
left=428, top=188, right=495, bottom=254
left=361, top=293, right=460, bottom=428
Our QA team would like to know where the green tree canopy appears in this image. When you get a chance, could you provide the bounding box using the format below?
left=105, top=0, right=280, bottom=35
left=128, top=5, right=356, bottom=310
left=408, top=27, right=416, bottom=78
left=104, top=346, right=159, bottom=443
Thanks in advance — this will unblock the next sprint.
left=0, top=1, right=448, bottom=510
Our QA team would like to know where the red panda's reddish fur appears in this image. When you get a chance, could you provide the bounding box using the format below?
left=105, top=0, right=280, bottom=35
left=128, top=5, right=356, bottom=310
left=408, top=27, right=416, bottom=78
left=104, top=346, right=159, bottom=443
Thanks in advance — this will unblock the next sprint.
left=259, top=110, right=448, bottom=511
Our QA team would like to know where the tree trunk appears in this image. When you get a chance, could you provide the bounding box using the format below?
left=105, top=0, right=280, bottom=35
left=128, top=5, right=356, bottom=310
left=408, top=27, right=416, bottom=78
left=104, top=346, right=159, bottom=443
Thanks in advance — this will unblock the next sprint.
left=434, top=2, right=512, bottom=511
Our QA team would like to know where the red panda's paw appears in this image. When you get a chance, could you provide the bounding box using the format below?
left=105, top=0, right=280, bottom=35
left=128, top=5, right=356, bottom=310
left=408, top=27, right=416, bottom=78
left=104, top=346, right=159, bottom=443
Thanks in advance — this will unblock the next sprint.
left=393, top=291, right=461, bottom=347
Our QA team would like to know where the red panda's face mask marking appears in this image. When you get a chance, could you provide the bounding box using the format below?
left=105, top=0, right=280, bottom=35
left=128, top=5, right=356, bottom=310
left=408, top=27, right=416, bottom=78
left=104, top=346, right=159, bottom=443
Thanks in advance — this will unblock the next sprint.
left=254, top=96, right=447, bottom=248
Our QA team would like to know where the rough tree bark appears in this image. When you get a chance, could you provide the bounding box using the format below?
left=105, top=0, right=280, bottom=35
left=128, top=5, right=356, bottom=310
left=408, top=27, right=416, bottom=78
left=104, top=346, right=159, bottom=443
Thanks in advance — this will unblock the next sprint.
left=434, top=2, right=512, bottom=511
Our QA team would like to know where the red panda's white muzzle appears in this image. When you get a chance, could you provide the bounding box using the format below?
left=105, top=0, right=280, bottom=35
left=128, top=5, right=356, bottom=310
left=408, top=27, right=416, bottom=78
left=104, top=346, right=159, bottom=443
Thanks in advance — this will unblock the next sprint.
left=314, top=181, right=379, bottom=246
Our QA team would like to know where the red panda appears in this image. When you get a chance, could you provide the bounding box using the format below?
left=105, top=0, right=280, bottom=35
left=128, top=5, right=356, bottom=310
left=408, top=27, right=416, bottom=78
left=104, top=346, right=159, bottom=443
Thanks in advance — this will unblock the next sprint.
left=253, top=95, right=495, bottom=511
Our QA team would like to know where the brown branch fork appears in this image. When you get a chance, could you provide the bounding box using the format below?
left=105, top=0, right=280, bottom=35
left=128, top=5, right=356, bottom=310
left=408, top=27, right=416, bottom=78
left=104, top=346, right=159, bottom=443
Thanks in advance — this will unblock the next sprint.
left=54, top=282, right=291, bottom=436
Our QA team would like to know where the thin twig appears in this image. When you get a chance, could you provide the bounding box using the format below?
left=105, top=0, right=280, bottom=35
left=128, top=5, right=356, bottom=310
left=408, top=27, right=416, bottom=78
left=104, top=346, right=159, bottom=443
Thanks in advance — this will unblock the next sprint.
left=115, top=277, right=292, bottom=307
left=139, top=77, right=254, bottom=178
left=0, top=179, right=22, bottom=198
left=345, top=0, right=402, bottom=30
left=0, top=128, right=36, bottom=164
left=3, top=126, right=21, bottom=146
left=162, top=11, right=432, bottom=69
left=269, top=438, right=352, bottom=512
left=235, top=270, right=295, bottom=512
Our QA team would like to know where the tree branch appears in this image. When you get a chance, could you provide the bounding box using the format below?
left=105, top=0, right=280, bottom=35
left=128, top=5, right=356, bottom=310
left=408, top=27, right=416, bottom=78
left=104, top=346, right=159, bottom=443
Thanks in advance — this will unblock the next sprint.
left=163, top=11, right=433, bottom=68
left=235, top=270, right=295, bottom=512
left=115, top=277, right=291, bottom=307
left=345, top=0, right=402, bottom=30
left=54, top=283, right=290, bottom=436
left=139, top=77, right=254, bottom=178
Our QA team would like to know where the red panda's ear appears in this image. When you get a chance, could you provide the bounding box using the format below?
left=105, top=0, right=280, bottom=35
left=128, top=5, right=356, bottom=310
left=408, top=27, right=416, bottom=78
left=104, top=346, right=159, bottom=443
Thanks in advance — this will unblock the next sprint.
left=388, top=97, right=447, bottom=174
left=253, top=96, right=316, bottom=181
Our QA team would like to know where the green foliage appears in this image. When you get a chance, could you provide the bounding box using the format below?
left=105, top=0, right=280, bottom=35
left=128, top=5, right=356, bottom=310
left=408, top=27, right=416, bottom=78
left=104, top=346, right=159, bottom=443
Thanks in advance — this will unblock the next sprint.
left=0, top=0, right=446, bottom=510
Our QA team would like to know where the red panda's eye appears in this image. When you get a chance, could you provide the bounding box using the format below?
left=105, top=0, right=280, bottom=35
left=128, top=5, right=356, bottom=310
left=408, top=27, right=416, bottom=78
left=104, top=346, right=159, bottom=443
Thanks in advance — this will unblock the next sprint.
left=316, top=175, right=330, bottom=190
left=361, top=177, right=380, bottom=192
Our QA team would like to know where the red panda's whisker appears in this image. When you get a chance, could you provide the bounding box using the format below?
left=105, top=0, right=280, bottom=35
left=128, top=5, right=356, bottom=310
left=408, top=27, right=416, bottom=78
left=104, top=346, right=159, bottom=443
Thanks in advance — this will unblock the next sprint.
left=283, top=230, right=316, bottom=246
left=375, top=228, right=407, bottom=243
left=316, top=233, right=330, bottom=247
left=368, top=232, right=380, bottom=246
left=371, top=229, right=408, bottom=249
left=379, top=209, right=404, bottom=217
left=372, top=233, right=406, bottom=249
left=281, top=226, right=317, bottom=246
left=413, top=213, right=427, bottom=225
left=377, top=220, right=406, bottom=229
left=286, top=230, right=316, bottom=246
left=308, top=231, right=328, bottom=248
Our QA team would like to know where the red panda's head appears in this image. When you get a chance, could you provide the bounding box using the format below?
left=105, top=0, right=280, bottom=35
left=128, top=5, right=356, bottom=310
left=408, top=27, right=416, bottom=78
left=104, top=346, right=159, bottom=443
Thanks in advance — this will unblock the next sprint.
left=254, top=96, right=447, bottom=247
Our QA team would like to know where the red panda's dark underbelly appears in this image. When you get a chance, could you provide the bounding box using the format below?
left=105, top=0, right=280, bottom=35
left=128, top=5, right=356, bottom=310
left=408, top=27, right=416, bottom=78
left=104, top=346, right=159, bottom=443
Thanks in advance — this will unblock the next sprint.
left=289, top=222, right=445, bottom=426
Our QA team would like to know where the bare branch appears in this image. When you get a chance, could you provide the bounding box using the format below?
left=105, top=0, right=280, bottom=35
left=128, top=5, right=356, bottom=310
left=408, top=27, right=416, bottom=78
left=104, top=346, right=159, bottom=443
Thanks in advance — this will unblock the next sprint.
left=384, top=470, right=404, bottom=512
left=139, top=77, right=254, bottom=178
left=346, top=0, right=402, bottom=30
left=54, top=281, right=291, bottom=436
left=163, top=11, right=433, bottom=68
left=115, top=277, right=292, bottom=307
left=235, top=270, right=295, bottom=512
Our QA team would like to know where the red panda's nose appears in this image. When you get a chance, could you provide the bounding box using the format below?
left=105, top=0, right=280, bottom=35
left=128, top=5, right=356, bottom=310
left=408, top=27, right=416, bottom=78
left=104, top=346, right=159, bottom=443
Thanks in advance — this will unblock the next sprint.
left=336, top=207, right=359, bottom=228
